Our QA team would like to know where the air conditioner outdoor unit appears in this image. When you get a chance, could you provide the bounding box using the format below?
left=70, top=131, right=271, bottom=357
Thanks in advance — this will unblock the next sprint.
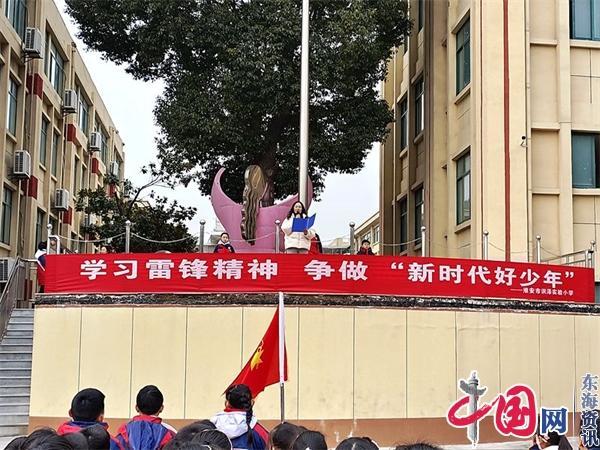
left=89, top=132, right=101, bottom=151
left=84, top=213, right=96, bottom=227
left=0, top=258, right=13, bottom=283
left=13, top=150, right=31, bottom=178
left=24, top=28, right=42, bottom=58
left=62, top=90, right=77, bottom=114
left=109, top=161, right=119, bottom=176
left=54, top=188, right=69, bottom=211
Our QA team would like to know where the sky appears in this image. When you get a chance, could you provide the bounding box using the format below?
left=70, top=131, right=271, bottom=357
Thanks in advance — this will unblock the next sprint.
left=55, top=0, right=380, bottom=244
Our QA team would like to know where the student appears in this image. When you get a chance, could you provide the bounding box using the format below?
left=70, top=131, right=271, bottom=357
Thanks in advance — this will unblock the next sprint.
left=15, top=428, right=73, bottom=450
left=292, top=431, right=328, bottom=450
left=64, top=424, right=111, bottom=450
left=211, top=384, right=268, bottom=450
left=167, top=420, right=216, bottom=447
left=309, top=233, right=323, bottom=254
left=57, top=388, right=109, bottom=436
left=281, top=202, right=315, bottom=254
left=336, top=437, right=378, bottom=450
left=214, top=233, right=236, bottom=253
left=35, top=241, right=47, bottom=293
left=395, top=445, right=443, bottom=450
left=114, top=385, right=176, bottom=450
left=357, top=239, right=375, bottom=255
left=191, top=430, right=233, bottom=450
left=269, top=422, right=304, bottom=450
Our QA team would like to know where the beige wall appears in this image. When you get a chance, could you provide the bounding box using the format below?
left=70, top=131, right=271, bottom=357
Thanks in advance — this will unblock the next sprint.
left=30, top=305, right=600, bottom=436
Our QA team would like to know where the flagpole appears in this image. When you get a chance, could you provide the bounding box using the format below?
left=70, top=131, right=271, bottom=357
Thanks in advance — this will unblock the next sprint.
left=298, top=0, right=310, bottom=205
left=278, top=291, right=286, bottom=422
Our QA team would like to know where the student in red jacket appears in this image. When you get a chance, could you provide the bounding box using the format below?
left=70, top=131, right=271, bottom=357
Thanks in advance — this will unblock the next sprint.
left=114, top=385, right=176, bottom=450
left=214, top=233, right=236, bottom=253
left=357, top=239, right=376, bottom=255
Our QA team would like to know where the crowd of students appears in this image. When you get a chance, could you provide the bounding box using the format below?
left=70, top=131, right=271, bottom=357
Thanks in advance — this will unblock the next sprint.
left=4, top=384, right=440, bottom=450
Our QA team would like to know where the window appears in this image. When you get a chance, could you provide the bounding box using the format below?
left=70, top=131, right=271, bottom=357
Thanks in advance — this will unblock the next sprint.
left=571, top=0, right=600, bottom=40
left=414, top=187, right=424, bottom=246
left=418, top=0, right=424, bottom=30
left=73, top=157, right=80, bottom=195
left=77, top=86, right=89, bottom=133
left=49, top=216, right=58, bottom=236
left=45, top=36, right=65, bottom=94
left=456, top=152, right=471, bottom=224
left=7, top=78, right=18, bottom=136
left=95, top=119, right=109, bottom=164
left=40, top=117, right=49, bottom=166
left=5, top=0, right=26, bottom=39
left=51, top=131, right=59, bottom=177
left=1, top=187, right=13, bottom=245
left=399, top=98, right=408, bottom=150
left=403, top=34, right=409, bottom=54
left=82, top=166, right=88, bottom=189
left=456, top=19, right=471, bottom=94
left=414, top=79, right=424, bottom=135
left=35, top=209, right=45, bottom=249
left=373, top=225, right=380, bottom=244
left=572, top=133, right=600, bottom=188
left=400, top=198, right=408, bottom=252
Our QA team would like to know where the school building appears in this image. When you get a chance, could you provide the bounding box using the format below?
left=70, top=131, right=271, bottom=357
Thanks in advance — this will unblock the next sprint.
left=380, top=0, right=600, bottom=282
left=0, top=0, right=125, bottom=261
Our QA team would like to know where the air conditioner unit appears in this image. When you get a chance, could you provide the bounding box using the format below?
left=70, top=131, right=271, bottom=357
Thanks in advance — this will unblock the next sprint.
left=89, top=132, right=101, bottom=151
left=109, top=161, right=119, bottom=176
left=0, top=258, right=15, bottom=283
left=13, top=150, right=31, bottom=178
left=84, top=213, right=96, bottom=227
left=54, top=188, right=69, bottom=211
left=62, top=90, right=77, bottom=114
left=23, top=28, right=42, bottom=58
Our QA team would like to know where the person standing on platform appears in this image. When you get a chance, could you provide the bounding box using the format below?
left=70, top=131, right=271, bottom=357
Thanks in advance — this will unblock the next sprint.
left=357, top=239, right=375, bottom=255
left=214, top=232, right=236, bottom=253
left=35, top=241, right=47, bottom=293
left=281, top=201, right=315, bottom=254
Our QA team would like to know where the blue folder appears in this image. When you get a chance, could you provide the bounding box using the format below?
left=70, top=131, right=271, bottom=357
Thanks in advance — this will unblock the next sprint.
left=292, top=214, right=316, bottom=232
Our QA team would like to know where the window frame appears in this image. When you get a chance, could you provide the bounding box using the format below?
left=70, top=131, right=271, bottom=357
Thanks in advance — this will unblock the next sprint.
left=51, top=131, right=60, bottom=177
left=77, top=85, right=90, bottom=133
left=456, top=151, right=471, bottom=224
left=571, top=0, right=600, bottom=41
left=399, top=98, right=408, bottom=150
left=7, top=77, right=18, bottom=136
left=1, top=186, right=13, bottom=245
left=35, top=208, right=45, bottom=251
left=5, top=0, right=26, bottom=40
left=414, top=79, right=424, bottom=135
left=40, top=116, right=49, bottom=166
left=400, top=198, right=408, bottom=253
left=572, top=132, right=600, bottom=188
left=456, top=19, right=471, bottom=94
left=45, top=35, right=65, bottom=95
left=414, top=187, right=424, bottom=246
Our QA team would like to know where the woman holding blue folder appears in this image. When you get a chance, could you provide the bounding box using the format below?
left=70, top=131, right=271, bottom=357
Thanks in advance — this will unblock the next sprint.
left=281, top=201, right=316, bottom=254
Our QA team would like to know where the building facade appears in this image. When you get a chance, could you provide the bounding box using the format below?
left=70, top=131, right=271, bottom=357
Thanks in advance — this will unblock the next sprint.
left=354, top=212, right=380, bottom=255
left=381, top=0, right=600, bottom=277
left=0, top=0, right=124, bottom=258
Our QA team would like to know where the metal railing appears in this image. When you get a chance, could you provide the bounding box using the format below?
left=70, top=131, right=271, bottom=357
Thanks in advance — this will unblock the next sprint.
left=542, top=249, right=595, bottom=268
left=0, top=258, right=28, bottom=340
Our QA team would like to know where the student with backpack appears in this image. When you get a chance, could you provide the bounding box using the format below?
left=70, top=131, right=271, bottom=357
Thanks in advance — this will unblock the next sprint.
left=114, top=385, right=177, bottom=450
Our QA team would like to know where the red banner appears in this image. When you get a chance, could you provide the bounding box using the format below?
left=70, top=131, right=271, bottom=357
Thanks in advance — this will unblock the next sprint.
left=44, top=254, right=595, bottom=303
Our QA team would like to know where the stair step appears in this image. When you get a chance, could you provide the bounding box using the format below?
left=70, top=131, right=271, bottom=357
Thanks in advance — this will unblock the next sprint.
left=0, top=424, right=28, bottom=437
left=0, top=352, right=33, bottom=361
left=6, top=324, right=33, bottom=332
left=8, top=316, right=34, bottom=324
left=0, top=413, right=29, bottom=426
left=0, top=338, right=33, bottom=345
left=0, top=360, right=31, bottom=369
left=0, top=386, right=30, bottom=395
left=11, top=309, right=34, bottom=315
left=2, top=331, right=33, bottom=338
left=0, top=369, right=30, bottom=377
left=0, top=393, right=30, bottom=404
left=0, top=377, right=30, bottom=387
left=0, top=345, right=32, bottom=352
left=0, top=403, right=28, bottom=414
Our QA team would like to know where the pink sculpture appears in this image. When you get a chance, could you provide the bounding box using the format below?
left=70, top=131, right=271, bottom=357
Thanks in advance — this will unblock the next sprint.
left=211, top=168, right=313, bottom=253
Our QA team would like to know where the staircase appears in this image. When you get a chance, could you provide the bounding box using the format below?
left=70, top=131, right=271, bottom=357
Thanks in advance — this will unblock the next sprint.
left=0, top=308, right=33, bottom=437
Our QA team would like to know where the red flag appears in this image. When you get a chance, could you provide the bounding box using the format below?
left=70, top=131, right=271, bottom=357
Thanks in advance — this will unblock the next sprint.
left=227, top=306, right=287, bottom=397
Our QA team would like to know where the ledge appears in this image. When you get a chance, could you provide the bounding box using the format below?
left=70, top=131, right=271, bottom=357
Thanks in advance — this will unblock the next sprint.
left=34, top=293, right=600, bottom=315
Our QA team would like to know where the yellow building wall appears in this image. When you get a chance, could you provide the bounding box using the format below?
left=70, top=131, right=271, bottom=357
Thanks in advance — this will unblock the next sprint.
left=30, top=305, right=600, bottom=430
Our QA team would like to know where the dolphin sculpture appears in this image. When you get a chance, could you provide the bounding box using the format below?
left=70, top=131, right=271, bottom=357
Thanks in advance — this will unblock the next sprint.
left=210, top=167, right=313, bottom=253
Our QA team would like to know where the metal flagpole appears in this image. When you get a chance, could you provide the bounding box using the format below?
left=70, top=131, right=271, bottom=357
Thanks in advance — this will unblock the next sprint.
left=298, top=0, right=310, bottom=206
left=278, top=291, right=286, bottom=422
